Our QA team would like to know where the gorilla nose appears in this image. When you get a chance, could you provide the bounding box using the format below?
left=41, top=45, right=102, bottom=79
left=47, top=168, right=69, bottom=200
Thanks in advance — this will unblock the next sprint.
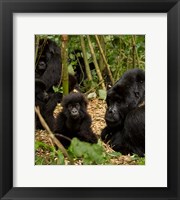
left=108, top=107, right=115, bottom=114
left=72, top=109, right=78, bottom=116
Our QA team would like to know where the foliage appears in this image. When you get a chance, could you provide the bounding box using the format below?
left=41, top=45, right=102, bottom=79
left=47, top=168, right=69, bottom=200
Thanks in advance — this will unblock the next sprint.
left=35, top=34, right=145, bottom=94
left=52, top=85, right=63, bottom=93
left=68, top=138, right=111, bottom=165
left=35, top=141, right=65, bottom=165
left=131, top=154, right=145, bottom=165
left=35, top=35, right=146, bottom=165
left=35, top=138, right=145, bottom=165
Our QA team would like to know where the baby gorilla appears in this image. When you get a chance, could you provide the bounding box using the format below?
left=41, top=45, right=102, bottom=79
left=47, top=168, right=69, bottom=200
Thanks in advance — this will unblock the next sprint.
left=101, top=68, right=145, bottom=157
left=54, top=92, right=98, bottom=147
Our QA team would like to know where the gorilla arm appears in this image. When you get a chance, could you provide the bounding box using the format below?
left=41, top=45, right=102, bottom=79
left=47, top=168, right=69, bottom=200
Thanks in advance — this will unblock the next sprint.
left=77, top=114, right=98, bottom=144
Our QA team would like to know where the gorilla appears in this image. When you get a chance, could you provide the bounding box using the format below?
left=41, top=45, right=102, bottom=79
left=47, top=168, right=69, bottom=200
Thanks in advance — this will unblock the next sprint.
left=35, top=38, right=79, bottom=93
left=35, top=38, right=61, bottom=92
left=101, top=68, right=145, bottom=157
left=54, top=92, right=98, bottom=147
left=35, top=79, right=62, bottom=130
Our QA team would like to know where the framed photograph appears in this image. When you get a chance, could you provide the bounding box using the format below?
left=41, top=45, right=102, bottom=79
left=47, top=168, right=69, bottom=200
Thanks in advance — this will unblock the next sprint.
left=0, top=0, right=179, bottom=199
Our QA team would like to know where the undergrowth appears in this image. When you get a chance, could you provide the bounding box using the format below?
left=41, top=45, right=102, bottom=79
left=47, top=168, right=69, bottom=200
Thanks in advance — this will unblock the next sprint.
left=35, top=138, right=145, bottom=165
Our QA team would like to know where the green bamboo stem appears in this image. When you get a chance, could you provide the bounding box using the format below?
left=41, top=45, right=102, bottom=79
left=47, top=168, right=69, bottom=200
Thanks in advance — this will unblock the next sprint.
left=95, top=35, right=114, bottom=85
left=80, top=36, right=93, bottom=81
left=87, top=35, right=106, bottom=90
left=61, top=35, right=69, bottom=96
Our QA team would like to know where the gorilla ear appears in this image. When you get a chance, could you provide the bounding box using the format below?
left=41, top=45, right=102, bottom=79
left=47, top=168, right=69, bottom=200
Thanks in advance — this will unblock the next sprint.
left=82, top=96, right=88, bottom=108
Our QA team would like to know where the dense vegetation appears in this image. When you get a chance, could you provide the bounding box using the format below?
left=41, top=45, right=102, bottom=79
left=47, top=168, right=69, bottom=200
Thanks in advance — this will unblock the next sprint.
left=35, top=35, right=145, bottom=93
left=35, top=35, right=145, bottom=165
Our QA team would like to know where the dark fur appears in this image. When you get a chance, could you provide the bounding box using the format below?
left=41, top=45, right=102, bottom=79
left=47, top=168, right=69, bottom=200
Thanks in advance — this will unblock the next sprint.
left=35, top=79, right=62, bottom=130
left=35, top=39, right=79, bottom=131
left=101, top=69, right=145, bottom=157
left=35, top=38, right=79, bottom=93
left=54, top=92, right=97, bottom=147
left=35, top=39, right=61, bottom=92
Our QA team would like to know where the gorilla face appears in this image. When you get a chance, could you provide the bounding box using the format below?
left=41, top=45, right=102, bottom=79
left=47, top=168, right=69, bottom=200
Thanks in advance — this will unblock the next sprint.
left=105, top=69, right=145, bottom=128
left=105, top=91, right=127, bottom=128
left=67, top=103, right=81, bottom=120
left=62, top=92, right=88, bottom=121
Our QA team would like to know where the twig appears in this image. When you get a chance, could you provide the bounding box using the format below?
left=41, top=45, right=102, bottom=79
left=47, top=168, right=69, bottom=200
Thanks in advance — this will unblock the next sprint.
left=54, top=134, right=71, bottom=142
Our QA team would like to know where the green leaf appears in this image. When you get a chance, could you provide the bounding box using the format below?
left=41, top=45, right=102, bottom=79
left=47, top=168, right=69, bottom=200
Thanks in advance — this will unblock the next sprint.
left=68, top=138, right=110, bottom=165
left=35, top=155, right=45, bottom=165
left=68, top=65, right=75, bottom=75
left=35, top=141, right=55, bottom=152
left=56, top=150, right=65, bottom=165
left=53, top=86, right=63, bottom=93
left=98, top=89, right=107, bottom=100
left=108, top=151, right=122, bottom=157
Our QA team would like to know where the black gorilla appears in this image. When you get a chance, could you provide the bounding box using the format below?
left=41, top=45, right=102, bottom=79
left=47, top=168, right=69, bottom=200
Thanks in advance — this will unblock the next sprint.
left=35, top=39, right=61, bottom=92
left=101, top=69, right=145, bottom=157
left=54, top=92, right=98, bottom=147
left=35, top=38, right=79, bottom=130
left=35, top=38, right=79, bottom=93
left=35, top=79, right=62, bottom=130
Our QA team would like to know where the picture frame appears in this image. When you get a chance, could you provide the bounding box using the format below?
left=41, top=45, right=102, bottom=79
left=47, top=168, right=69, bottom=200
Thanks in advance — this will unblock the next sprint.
left=0, top=0, right=179, bottom=199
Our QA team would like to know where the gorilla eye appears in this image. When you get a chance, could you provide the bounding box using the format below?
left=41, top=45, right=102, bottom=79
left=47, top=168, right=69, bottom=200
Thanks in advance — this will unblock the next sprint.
left=68, top=105, right=73, bottom=110
left=75, top=103, right=80, bottom=109
left=116, top=99, right=121, bottom=104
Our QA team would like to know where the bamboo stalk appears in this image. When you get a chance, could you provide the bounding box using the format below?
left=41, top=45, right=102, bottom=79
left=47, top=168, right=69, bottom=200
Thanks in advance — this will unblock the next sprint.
left=95, top=35, right=114, bottom=85
left=61, top=35, right=69, bottom=95
left=80, top=36, right=93, bottom=81
left=132, top=35, right=140, bottom=67
left=132, top=35, right=136, bottom=68
left=87, top=35, right=106, bottom=90
left=35, top=36, right=39, bottom=65
left=35, top=36, right=47, bottom=68
left=98, top=35, right=106, bottom=71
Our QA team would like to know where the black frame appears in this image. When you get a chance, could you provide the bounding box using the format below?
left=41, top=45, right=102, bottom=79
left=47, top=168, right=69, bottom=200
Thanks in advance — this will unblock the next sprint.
left=0, top=0, right=179, bottom=199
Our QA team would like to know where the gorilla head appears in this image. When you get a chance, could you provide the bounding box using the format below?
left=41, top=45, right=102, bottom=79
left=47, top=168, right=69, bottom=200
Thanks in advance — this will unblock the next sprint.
left=105, top=68, right=145, bottom=128
left=61, top=92, right=88, bottom=120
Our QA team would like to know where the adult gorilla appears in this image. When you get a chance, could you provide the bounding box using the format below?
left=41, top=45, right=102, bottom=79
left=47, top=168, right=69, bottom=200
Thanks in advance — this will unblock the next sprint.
left=35, top=38, right=79, bottom=93
left=101, top=68, right=145, bottom=157
left=35, top=39, right=61, bottom=92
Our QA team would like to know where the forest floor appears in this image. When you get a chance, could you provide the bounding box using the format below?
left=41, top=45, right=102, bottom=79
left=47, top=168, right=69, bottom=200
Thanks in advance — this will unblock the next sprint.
left=35, top=98, right=145, bottom=165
